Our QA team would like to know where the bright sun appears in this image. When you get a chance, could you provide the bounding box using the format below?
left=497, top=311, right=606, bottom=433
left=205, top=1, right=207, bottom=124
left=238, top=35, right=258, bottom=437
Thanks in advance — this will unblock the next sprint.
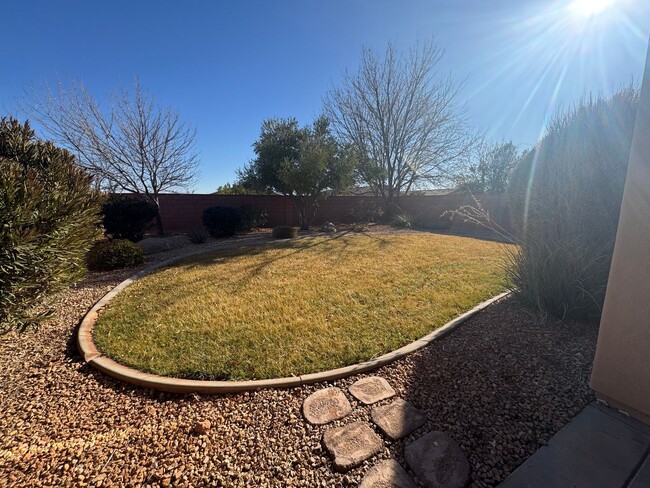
left=570, top=0, right=617, bottom=17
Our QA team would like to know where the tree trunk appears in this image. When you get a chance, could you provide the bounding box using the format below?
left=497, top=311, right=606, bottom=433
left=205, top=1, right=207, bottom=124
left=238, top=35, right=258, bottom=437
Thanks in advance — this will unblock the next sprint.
left=151, top=196, right=165, bottom=235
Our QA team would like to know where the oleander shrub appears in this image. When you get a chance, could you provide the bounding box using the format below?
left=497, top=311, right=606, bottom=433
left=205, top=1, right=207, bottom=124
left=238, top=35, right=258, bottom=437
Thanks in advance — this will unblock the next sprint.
left=238, top=205, right=268, bottom=231
left=188, top=230, right=208, bottom=244
left=202, top=206, right=241, bottom=237
left=508, top=88, right=638, bottom=321
left=272, top=226, right=299, bottom=238
left=86, top=239, right=145, bottom=271
left=0, top=118, right=104, bottom=332
left=101, top=196, right=157, bottom=241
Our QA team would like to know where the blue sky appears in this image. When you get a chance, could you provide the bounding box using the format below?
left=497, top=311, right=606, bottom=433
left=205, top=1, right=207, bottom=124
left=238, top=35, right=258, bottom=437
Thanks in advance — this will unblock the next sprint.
left=2, top=0, right=649, bottom=193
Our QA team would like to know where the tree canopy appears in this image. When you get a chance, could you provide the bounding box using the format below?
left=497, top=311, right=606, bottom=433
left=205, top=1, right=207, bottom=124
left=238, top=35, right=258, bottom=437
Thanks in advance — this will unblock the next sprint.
left=238, top=116, right=356, bottom=229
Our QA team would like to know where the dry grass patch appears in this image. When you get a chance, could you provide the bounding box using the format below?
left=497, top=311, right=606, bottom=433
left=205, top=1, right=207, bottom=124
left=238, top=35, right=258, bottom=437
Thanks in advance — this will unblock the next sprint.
left=93, top=232, right=511, bottom=380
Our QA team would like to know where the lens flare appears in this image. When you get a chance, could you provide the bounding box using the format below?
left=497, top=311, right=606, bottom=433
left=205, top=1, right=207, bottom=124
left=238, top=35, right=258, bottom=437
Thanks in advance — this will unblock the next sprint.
left=570, top=0, right=617, bottom=18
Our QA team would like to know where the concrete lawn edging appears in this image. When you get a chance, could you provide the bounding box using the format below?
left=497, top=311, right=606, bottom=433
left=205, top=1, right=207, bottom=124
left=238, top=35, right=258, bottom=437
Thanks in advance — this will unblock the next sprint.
left=77, top=244, right=512, bottom=394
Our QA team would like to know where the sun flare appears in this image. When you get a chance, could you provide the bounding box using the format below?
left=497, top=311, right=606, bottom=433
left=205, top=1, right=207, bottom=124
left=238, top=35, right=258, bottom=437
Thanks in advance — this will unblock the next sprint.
left=570, top=0, right=617, bottom=18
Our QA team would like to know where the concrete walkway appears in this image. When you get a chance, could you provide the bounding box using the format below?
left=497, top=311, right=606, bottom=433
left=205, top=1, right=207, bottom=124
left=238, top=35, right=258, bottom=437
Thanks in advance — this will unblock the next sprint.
left=498, top=401, right=650, bottom=488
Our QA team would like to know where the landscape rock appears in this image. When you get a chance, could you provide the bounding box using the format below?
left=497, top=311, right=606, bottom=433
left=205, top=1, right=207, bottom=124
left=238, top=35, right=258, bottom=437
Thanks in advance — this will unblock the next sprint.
left=303, top=387, right=352, bottom=425
left=193, top=420, right=211, bottom=435
left=349, top=376, right=396, bottom=405
left=360, top=459, right=417, bottom=488
left=321, top=222, right=337, bottom=233
left=371, top=398, right=427, bottom=440
left=323, top=421, right=383, bottom=471
left=405, top=431, right=471, bottom=488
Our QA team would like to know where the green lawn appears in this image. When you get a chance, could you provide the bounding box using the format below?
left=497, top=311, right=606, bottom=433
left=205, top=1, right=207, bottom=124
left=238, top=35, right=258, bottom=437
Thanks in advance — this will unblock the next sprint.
left=93, top=232, right=511, bottom=380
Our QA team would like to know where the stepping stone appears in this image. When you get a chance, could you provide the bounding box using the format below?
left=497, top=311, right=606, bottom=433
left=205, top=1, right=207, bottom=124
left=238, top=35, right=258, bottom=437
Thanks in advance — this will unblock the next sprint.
left=349, top=376, right=396, bottom=405
left=371, top=398, right=427, bottom=440
left=405, top=431, right=471, bottom=488
left=323, top=421, right=383, bottom=471
left=303, top=387, right=352, bottom=425
left=360, top=459, right=417, bottom=488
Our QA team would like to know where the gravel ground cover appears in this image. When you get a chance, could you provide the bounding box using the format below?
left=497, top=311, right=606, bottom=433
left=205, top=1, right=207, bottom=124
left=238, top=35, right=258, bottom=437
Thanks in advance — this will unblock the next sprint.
left=0, top=233, right=597, bottom=487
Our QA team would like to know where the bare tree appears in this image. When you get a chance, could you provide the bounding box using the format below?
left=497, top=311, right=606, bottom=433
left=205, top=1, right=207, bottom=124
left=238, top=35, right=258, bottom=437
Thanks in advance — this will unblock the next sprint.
left=21, top=79, right=199, bottom=234
left=324, top=40, right=475, bottom=215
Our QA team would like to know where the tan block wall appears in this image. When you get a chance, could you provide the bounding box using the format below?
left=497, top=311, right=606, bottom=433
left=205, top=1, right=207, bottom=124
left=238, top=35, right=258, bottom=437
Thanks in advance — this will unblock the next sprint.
left=590, top=42, right=650, bottom=424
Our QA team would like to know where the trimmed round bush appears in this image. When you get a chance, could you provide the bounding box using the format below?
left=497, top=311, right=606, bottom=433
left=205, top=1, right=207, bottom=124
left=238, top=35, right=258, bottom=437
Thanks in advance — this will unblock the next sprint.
left=272, top=226, right=299, bottom=239
left=508, top=88, right=638, bottom=321
left=86, top=239, right=145, bottom=271
left=0, top=118, right=103, bottom=332
left=203, top=206, right=241, bottom=238
left=102, top=197, right=157, bottom=242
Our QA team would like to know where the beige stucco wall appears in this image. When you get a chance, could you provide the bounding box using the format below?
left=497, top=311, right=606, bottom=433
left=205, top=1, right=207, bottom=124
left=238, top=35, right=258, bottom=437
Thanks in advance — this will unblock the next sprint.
left=590, top=39, right=650, bottom=425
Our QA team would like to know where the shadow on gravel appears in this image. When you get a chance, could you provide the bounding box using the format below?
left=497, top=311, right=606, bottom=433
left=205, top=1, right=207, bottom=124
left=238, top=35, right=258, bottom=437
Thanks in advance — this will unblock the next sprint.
left=381, top=296, right=598, bottom=487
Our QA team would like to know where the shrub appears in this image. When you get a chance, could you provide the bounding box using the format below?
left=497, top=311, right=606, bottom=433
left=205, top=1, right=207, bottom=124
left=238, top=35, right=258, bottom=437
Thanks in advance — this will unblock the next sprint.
left=349, top=198, right=383, bottom=224
left=238, top=205, right=268, bottom=231
left=272, top=226, right=299, bottom=238
left=203, top=206, right=242, bottom=237
left=86, top=239, right=145, bottom=271
left=0, top=118, right=104, bottom=332
left=101, top=196, right=157, bottom=241
left=508, top=88, right=638, bottom=321
left=188, top=230, right=208, bottom=244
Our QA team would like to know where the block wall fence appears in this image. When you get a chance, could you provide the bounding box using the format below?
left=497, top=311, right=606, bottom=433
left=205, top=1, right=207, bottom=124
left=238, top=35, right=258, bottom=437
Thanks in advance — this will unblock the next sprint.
left=147, top=193, right=512, bottom=235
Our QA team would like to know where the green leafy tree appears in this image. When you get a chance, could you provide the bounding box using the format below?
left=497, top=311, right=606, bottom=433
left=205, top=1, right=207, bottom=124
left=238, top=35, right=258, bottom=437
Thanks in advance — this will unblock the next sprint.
left=238, top=116, right=356, bottom=229
left=214, top=182, right=264, bottom=195
left=458, top=141, right=522, bottom=193
left=0, top=118, right=104, bottom=332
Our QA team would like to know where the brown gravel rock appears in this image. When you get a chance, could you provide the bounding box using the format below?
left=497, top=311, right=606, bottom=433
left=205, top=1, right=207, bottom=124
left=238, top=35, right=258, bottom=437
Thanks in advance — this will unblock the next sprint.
left=371, top=398, right=427, bottom=440
left=303, top=387, right=352, bottom=425
left=349, top=376, right=397, bottom=405
left=0, top=233, right=598, bottom=487
left=193, top=420, right=211, bottom=435
left=323, top=421, right=383, bottom=471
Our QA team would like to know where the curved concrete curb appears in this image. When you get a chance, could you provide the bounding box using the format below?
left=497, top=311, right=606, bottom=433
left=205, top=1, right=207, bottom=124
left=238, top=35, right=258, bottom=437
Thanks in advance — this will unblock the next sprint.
left=78, top=245, right=512, bottom=394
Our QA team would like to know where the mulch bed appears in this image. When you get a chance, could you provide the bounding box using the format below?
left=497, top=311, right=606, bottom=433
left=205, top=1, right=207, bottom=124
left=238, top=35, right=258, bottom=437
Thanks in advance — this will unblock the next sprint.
left=0, top=237, right=598, bottom=487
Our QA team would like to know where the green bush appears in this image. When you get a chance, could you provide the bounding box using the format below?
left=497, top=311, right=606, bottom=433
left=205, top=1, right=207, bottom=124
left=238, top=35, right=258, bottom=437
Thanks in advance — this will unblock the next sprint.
left=0, top=118, right=104, bottom=332
left=86, top=239, right=145, bottom=271
left=238, top=205, right=268, bottom=231
left=202, top=206, right=241, bottom=238
left=272, top=226, right=299, bottom=238
left=508, top=88, right=638, bottom=321
left=101, top=196, right=157, bottom=241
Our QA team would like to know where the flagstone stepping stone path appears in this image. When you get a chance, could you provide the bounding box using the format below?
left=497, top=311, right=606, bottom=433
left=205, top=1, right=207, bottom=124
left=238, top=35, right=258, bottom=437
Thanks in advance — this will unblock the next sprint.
left=302, top=387, right=352, bottom=425
left=349, top=376, right=396, bottom=404
left=404, top=431, right=471, bottom=488
left=359, top=459, right=417, bottom=488
left=303, top=376, right=471, bottom=487
left=371, top=398, right=428, bottom=440
left=322, top=421, right=384, bottom=471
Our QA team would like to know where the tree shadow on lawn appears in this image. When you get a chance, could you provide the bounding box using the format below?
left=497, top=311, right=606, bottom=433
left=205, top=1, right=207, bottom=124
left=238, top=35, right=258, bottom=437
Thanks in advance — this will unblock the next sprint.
left=150, top=228, right=392, bottom=291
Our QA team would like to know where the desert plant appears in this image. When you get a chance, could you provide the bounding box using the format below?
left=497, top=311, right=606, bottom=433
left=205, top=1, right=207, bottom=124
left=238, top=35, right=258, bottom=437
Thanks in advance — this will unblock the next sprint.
left=508, top=89, right=638, bottom=321
left=202, top=206, right=241, bottom=238
left=187, top=230, right=208, bottom=244
left=238, top=205, right=268, bottom=231
left=86, top=239, right=145, bottom=271
left=272, top=226, right=299, bottom=239
left=349, top=198, right=384, bottom=224
left=101, top=196, right=157, bottom=241
left=0, top=118, right=104, bottom=332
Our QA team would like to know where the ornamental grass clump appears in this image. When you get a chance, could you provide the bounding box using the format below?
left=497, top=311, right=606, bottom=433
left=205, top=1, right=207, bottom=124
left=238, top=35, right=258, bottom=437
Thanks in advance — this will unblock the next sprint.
left=508, top=88, right=638, bottom=321
left=0, top=118, right=103, bottom=332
